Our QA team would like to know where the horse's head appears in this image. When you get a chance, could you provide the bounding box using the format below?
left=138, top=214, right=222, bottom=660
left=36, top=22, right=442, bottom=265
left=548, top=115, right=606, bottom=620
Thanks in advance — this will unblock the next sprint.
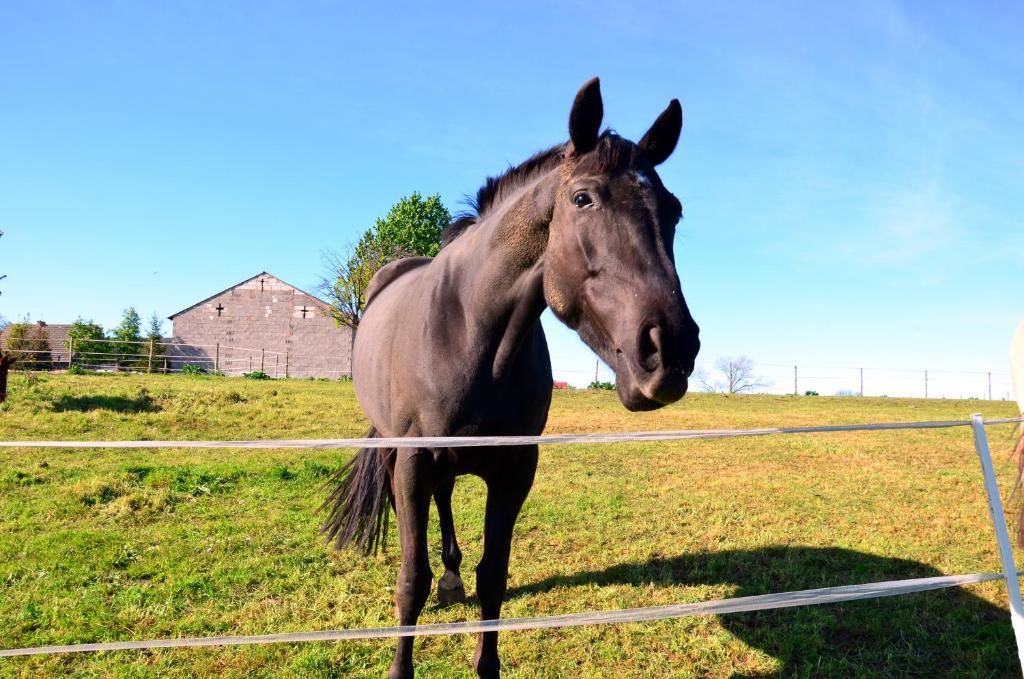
left=545, top=78, right=701, bottom=412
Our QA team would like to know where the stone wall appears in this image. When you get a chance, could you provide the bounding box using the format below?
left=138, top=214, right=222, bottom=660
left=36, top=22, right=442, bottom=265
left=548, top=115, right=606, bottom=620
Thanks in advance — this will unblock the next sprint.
left=168, top=274, right=352, bottom=378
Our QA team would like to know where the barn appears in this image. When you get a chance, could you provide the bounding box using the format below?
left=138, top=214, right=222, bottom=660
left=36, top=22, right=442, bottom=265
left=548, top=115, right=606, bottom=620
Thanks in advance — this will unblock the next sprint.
left=167, top=272, right=352, bottom=378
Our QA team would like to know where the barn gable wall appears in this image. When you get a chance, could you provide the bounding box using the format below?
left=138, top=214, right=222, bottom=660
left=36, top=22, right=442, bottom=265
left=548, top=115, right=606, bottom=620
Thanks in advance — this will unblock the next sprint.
left=169, top=273, right=351, bottom=378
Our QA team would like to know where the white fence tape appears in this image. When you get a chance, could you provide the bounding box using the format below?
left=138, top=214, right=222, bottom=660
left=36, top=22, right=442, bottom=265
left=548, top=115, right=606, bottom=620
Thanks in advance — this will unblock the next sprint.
left=0, top=571, right=1008, bottom=657
left=2, top=416, right=1022, bottom=450
left=3, top=415, right=1023, bottom=664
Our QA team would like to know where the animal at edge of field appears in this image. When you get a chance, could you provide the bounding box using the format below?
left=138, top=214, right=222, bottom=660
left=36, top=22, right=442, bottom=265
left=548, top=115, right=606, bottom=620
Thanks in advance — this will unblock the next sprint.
left=321, top=77, right=701, bottom=679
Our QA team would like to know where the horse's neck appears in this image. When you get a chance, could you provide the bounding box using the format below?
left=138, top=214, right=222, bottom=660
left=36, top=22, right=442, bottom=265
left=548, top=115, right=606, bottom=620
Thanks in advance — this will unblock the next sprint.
left=444, top=169, right=558, bottom=378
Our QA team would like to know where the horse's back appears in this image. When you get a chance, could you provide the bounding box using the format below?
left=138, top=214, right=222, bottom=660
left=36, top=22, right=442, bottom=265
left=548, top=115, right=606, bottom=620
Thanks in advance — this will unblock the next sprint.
left=365, top=257, right=432, bottom=310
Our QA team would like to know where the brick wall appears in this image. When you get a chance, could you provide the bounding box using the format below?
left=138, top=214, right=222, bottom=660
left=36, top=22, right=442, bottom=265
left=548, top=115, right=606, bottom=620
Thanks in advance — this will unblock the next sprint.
left=168, top=274, right=352, bottom=378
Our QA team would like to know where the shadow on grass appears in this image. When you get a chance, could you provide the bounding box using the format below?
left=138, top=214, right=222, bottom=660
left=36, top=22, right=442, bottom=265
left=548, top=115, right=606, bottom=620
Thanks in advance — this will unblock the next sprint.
left=506, top=546, right=1018, bottom=678
left=51, top=394, right=160, bottom=413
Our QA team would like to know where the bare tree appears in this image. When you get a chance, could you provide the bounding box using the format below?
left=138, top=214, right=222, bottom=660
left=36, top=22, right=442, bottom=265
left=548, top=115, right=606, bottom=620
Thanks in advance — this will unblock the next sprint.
left=693, top=365, right=722, bottom=393
left=318, top=236, right=414, bottom=369
left=318, top=238, right=410, bottom=332
left=716, top=356, right=768, bottom=393
left=696, top=356, right=768, bottom=394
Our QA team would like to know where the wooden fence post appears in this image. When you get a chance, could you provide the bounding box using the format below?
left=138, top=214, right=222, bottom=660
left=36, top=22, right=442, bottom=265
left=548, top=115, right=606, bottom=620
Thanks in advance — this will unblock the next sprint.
left=147, top=339, right=154, bottom=373
left=261, top=348, right=265, bottom=373
left=215, top=343, right=220, bottom=373
left=68, top=336, right=75, bottom=371
left=285, top=352, right=289, bottom=379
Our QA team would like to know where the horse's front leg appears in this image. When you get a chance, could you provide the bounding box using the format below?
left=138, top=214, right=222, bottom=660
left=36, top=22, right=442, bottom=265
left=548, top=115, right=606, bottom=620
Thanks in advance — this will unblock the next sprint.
left=474, top=445, right=538, bottom=679
left=389, top=448, right=435, bottom=679
left=435, top=476, right=466, bottom=606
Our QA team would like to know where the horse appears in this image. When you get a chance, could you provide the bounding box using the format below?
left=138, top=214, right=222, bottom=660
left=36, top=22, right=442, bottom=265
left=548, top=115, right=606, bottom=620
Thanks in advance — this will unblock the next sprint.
left=322, top=77, right=701, bottom=679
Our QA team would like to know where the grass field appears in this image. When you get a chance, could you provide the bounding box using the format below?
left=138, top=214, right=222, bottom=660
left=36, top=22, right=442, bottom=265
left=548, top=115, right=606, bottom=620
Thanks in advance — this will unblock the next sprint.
left=1, top=372, right=1021, bottom=678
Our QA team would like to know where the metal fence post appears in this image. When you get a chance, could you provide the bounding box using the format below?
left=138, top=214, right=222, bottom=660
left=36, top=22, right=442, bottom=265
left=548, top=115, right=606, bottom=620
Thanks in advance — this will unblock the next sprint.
left=793, top=365, right=798, bottom=395
left=261, top=348, right=265, bottom=373
left=969, top=413, right=1024, bottom=671
left=215, top=343, right=220, bottom=373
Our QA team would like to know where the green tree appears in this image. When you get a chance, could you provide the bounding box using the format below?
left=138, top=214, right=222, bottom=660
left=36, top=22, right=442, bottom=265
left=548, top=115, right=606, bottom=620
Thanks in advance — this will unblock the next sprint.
left=145, top=312, right=166, bottom=369
left=112, top=307, right=144, bottom=365
left=319, top=193, right=449, bottom=334
left=66, top=318, right=107, bottom=368
left=373, top=192, right=450, bottom=258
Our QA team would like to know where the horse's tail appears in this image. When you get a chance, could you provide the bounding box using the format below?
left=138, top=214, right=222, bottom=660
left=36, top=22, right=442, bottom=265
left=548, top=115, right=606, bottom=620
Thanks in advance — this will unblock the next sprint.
left=321, top=426, right=393, bottom=555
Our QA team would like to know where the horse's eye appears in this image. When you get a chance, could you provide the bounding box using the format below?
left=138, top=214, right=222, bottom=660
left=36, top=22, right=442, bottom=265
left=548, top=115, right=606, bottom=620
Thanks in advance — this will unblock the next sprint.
left=573, top=192, right=593, bottom=209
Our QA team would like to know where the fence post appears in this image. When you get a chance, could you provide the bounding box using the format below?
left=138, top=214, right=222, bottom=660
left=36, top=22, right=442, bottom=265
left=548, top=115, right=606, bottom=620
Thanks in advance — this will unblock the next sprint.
left=860, top=368, right=864, bottom=397
left=969, top=414, right=1024, bottom=670
left=163, top=357, right=168, bottom=374
left=215, top=343, right=220, bottom=373
left=248, top=356, right=252, bottom=373
left=275, top=354, right=279, bottom=379
left=793, top=365, right=798, bottom=395
left=285, top=351, right=289, bottom=379
left=147, top=339, right=154, bottom=374
left=261, top=348, right=265, bottom=373
left=925, top=370, right=929, bottom=398
left=68, top=336, right=74, bottom=371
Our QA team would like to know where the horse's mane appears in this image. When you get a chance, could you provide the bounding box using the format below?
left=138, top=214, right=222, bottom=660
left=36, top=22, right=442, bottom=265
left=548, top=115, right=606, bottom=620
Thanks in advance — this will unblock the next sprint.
left=440, top=132, right=637, bottom=248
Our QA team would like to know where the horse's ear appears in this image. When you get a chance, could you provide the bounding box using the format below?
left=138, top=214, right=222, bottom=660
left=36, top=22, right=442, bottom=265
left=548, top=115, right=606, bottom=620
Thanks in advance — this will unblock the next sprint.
left=569, top=77, right=603, bottom=155
left=638, top=99, right=682, bottom=166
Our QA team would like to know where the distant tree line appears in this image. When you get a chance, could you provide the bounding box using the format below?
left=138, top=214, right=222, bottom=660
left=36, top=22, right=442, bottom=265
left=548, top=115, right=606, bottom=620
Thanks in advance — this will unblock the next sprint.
left=65, top=308, right=166, bottom=368
left=3, top=308, right=166, bottom=372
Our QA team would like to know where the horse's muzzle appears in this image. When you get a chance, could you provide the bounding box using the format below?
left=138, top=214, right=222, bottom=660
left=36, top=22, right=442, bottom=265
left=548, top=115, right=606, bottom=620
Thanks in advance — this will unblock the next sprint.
left=617, top=316, right=700, bottom=411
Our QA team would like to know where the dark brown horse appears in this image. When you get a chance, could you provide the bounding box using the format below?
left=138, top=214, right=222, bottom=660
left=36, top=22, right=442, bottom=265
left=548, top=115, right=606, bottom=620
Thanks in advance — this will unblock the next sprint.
left=323, top=78, right=701, bottom=678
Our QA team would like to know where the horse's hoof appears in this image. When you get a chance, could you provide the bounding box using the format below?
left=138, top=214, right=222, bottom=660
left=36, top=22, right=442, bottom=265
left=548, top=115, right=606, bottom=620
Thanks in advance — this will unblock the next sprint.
left=437, top=570, right=466, bottom=607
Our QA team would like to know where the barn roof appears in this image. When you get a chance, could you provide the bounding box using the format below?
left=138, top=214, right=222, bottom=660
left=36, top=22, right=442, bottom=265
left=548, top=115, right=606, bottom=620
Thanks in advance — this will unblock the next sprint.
left=167, top=271, right=329, bottom=320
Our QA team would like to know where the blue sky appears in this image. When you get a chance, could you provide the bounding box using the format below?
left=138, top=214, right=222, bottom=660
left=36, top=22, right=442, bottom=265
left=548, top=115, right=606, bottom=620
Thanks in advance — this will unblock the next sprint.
left=1, top=2, right=1021, bottom=397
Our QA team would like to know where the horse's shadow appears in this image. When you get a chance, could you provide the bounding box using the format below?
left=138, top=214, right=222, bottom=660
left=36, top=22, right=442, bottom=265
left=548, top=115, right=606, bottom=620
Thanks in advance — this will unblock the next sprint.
left=505, top=546, right=1018, bottom=677
left=51, top=394, right=159, bottom=413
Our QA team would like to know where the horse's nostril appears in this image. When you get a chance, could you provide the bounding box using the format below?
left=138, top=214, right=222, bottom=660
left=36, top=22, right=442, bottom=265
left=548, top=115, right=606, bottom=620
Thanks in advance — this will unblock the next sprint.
left=638, top=323, right=662, bottom=372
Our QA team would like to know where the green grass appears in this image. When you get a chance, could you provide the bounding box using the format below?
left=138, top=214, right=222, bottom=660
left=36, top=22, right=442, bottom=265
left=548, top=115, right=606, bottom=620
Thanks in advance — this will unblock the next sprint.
left=0, top=372, right=1021, bottom=678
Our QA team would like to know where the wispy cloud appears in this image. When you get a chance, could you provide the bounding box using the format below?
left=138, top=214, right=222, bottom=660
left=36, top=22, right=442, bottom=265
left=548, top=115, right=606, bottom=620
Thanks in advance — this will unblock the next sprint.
left=845, top=182, right=957, bottom=265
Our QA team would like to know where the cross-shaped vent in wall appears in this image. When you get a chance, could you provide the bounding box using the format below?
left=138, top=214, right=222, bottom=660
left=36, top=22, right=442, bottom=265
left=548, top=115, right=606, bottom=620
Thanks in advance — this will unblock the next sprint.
left=300, top=305, right=310, bottom=318
left=259, top=277, right=266, bottom=292
left=215, top=304, right=224, bottom=317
